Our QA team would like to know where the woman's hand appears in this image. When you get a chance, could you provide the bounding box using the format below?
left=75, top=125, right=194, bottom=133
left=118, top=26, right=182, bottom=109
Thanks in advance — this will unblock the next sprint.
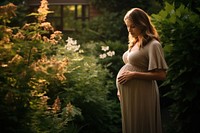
left=118, top=71, right=134, bottom=85
left=118, top=70, right=166, bottom=85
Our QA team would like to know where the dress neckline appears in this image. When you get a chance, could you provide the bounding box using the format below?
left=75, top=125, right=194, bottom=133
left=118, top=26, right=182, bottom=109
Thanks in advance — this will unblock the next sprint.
left=129, top=44, right=139, bottom=53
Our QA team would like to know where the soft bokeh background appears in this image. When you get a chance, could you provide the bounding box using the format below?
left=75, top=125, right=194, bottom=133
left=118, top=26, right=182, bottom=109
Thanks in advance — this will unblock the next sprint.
left=0, top=0, right=200, bottom=133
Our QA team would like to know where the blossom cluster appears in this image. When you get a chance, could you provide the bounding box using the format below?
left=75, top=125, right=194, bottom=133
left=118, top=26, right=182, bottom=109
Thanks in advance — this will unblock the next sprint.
left=65, top=37, right=81, bottom=52
left=99, top=45, right=115, bottom=59
left=0, top=3, right=17, bottom=21
left=30, top=55, right=68, bottom=81
left=37, top=0, right=49, bottom=22
left=43, top=30, right=63, bottom=44
left=52, top=96, right=61, bottom=113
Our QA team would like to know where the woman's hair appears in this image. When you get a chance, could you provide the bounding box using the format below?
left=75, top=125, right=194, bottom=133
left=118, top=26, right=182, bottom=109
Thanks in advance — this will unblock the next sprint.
left=124, top=8, right=159, bottom=49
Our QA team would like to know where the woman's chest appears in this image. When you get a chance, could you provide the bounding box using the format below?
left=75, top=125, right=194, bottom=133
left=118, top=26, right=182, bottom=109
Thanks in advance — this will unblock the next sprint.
left=126, top=48, right=149, bottom=67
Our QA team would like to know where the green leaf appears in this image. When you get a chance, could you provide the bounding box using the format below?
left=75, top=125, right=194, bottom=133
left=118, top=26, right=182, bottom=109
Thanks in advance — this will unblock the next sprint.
left=27, top=12, right=40, bottom=16
left=169, top=12, right=176, bottom=23
left=159, top=10, right=168, bottom=19
left=165, top=2, right=174, bottom=13
left=163, top=43, right=173, bottom=53
left=176, top=5, right=184, bottom=17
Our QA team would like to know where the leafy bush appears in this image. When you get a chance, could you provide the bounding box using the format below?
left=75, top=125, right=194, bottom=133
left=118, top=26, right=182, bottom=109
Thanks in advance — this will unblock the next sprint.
left=152, top=2, right=200, bottom=133
left=0, top=1, right=121, bottom=133
left=82, top=40, right=127, bottom=75
left=0, top=1, right=82, bottom=132
left=60, top=54, right=121, bottom=133
left=70, top=11, right=127, bottom=44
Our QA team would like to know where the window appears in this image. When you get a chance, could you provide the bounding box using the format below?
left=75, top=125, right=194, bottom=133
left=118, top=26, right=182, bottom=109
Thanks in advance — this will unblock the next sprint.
left=29, top=4, right=89, bottom=32
left=47, top=4, right=89, bottom=32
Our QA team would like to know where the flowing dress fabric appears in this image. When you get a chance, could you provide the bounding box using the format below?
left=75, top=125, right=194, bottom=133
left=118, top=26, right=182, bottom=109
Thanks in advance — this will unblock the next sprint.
left=116, top=39, right=168, bottom=133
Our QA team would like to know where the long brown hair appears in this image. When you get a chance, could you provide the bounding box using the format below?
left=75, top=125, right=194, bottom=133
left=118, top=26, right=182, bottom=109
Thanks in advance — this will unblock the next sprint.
left=124, top=8, right=159, bottom=49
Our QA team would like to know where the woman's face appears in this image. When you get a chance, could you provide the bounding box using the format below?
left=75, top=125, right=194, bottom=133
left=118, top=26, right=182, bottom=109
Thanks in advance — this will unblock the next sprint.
left=125, top=19, right=141, bottom=38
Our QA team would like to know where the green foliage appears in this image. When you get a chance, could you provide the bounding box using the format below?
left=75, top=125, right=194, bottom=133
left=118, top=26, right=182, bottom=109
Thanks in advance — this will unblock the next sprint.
left=163, top=0, right=200, bottom=15
left=0, top=3, right=17, bottom=25
left=30, top=100, right=81, bottom=133
left=89, top=0, right=162, bottom=13
left=97, top=40, right=127, bottom=76
left=152, top=2, right=200, bottom=133
left=60, top=41, right=122, bottom=133
left=0, top=1, right=122, bottom=133
left=0, top=2, right=82, bottom=132
left=70, top=11, right=127, bottom=44
left=89, top=12, right=126, bottom=42
left=74, top=0, right=163, bottom=44
left=81, top=40, right=127, bottom=102
left=62, top=60, right=121, bottom=132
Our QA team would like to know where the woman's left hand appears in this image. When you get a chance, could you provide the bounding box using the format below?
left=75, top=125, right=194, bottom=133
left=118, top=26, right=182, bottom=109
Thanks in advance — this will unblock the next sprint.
left=118, top=71, right=134, bottom=84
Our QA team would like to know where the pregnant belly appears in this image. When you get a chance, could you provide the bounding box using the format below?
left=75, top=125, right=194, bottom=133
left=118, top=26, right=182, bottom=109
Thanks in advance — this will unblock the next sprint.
left=116, top=63, right=135, bottom=89
left=116, top=63, right=149, bottom=90
left=117, top=63, right=135, bottom=79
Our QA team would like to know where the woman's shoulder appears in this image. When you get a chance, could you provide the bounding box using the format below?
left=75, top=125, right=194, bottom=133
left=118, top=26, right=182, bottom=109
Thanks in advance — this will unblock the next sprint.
left=146, top=39, right=161, bottom=48
left=143, top=39, right=162, bottom=53
left=149, top=39, right=160, bottom=46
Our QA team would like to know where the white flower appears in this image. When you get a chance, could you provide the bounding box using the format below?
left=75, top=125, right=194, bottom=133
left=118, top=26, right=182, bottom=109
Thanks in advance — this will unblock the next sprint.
left=65, top=37, right=80, bottom=52
left=101, top=46, right=109, bottom=51
left=78, top=49, right=84, bottom=53
left=73, top=45, right=80, bottom=52
left=99, top=53, right=107, bottom=59
left=1, top=64, right=8, bottom=67
left=107, top=51, right=115, bottom=57
left=66, top=37, right=77, bottom=45
left=72, top=40, right=77, bottom=45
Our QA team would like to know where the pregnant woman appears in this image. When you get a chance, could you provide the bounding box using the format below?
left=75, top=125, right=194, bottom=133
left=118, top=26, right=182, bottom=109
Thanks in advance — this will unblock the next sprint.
left=116, top=8, right=168, bottom=133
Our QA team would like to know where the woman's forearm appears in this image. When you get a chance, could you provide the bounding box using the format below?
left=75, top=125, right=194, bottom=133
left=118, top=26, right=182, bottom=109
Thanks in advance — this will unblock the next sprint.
left=131, top=70, right=167, bottom=80
left=118, top=70, right=167, bottom=85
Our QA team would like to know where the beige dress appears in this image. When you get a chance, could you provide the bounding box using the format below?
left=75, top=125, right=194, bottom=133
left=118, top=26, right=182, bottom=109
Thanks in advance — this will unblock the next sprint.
left=116, top=39, right=168, bottom=133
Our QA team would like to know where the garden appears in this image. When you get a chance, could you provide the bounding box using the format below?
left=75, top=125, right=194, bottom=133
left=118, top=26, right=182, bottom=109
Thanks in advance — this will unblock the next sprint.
left=0, top=0, right=200, bottom=133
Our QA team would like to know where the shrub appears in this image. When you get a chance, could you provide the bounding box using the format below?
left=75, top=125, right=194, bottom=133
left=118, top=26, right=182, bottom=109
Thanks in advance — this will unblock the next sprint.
left=152, top=2, right=200, bottom=133
left=0, top=1, right=122, bottom=133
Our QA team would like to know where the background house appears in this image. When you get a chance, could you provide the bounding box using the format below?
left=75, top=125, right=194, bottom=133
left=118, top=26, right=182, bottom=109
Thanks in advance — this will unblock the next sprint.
left=27, top=0, right=100, bottom=33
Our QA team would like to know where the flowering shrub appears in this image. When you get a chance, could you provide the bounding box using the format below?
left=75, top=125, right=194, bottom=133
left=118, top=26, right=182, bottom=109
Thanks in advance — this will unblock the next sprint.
left=0, top=3, right=17, bottom=25
left=0, top=1, right=82, bottom=132
left=0, top=1, right=121, bottom=133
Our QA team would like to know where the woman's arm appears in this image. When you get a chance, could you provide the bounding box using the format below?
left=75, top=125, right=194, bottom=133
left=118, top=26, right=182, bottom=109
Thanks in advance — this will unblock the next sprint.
left=117, top=89, right=120, bottom=101
left=118, top=69, right=166, bottom=85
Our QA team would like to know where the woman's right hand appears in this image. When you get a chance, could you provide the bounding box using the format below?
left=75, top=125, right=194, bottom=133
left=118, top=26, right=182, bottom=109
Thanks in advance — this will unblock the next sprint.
left=118, top=71, right=135, bottom=84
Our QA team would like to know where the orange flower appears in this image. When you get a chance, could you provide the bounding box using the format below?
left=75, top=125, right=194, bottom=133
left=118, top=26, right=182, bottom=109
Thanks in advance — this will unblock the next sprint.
left=52, top=96, right=61, bottom=113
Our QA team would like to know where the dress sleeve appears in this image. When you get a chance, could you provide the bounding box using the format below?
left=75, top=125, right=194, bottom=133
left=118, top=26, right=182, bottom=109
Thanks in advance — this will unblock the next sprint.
left=148, top=41, right=168, bottom=71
